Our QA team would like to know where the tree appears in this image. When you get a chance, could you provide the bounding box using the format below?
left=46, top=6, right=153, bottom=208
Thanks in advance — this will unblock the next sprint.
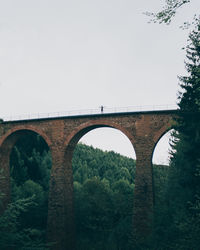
left=145, top=0, right=198, bottom=27
left=173, top=20, right=200, bottom=201
left=140, top=20, right=200, bottom=250
left=152, top=21, right=200, bottom=249
left=0, top=173, right=48, bottom=249
left=72, top=144, right=136, bottom=249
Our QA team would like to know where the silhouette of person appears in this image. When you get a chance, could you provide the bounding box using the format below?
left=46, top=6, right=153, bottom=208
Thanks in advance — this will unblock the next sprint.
left=100, top=106, right=104, bottom=113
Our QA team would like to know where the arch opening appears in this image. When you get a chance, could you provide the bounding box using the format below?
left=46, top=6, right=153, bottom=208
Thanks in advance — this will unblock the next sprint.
left=67, top=126, right=136, bottom=250
left=152, top=129, right=176, bottom=166
left=0, top=129, right=52, bottom=246
left=152, top=129, right=176, bottom=206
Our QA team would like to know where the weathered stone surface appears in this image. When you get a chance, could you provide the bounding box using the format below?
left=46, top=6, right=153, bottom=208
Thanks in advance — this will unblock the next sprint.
left=0, top=110, right=177, bottom=249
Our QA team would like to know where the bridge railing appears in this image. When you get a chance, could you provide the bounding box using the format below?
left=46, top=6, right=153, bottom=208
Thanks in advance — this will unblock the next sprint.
left=2, top=104, right=178, bottom=122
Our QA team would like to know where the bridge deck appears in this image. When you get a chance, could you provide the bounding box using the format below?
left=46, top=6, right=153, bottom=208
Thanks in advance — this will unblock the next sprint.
left=2, top=107, right=178, bottom=123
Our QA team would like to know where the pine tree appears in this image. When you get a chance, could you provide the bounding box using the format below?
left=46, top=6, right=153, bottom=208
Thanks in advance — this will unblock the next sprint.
left=174, top=20, right=200, bottom=201
left=166, top=21, right=200, bottom=249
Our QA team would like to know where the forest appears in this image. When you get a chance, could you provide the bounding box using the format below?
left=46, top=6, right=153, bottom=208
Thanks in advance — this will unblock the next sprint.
left=0, top=133, right=169, bottom=250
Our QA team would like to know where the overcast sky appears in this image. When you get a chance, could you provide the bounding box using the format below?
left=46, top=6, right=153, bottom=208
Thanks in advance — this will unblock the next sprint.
left=0, top=0, right=199, bottom=163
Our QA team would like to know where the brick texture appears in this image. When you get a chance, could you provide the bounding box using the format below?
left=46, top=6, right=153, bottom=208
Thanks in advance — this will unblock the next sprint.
left=0, top=110, right=177, bottom=250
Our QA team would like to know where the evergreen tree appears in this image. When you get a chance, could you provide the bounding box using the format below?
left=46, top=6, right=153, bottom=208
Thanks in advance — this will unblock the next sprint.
left=173, top=20, right=200, bottom=203
left=162, top=21, right=200, bottom=249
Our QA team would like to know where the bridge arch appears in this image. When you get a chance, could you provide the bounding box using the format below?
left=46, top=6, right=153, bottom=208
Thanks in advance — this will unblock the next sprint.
left=0, top=127, right=52, bottom=213
left=153, top=121, right=173, bottom=147
left=46, top=119, right=137, bottom=250
left=64, top=119, right=136, bottom=155
left=151, top=122, right=175, bottom=165
left=62, top=119, right=137, bottom=249
left=0, top=125, right=52, bottom=148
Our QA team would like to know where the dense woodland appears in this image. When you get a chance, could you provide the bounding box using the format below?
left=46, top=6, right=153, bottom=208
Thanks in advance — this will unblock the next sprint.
left=0, top=11, right=200, bottom=250
left=0, top=133, right=169, bottom=250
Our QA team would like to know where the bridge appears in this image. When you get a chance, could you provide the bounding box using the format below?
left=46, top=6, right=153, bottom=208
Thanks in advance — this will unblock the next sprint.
left=0, top=109, right=177, bottom=249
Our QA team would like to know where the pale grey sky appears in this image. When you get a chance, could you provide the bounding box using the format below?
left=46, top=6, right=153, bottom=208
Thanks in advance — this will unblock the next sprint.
left=0, top=0, right=199, bottom=163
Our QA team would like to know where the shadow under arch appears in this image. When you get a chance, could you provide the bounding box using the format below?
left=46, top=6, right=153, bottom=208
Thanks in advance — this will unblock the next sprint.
left=0, top=128, right=52, bottom=213
left=0, top=125, right=52, bottom=148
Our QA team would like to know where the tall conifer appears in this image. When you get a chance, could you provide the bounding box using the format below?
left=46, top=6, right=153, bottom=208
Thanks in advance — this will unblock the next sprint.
left=166, top=21, right=200, bottom=248
left=173, top=21, right=200, bottom=201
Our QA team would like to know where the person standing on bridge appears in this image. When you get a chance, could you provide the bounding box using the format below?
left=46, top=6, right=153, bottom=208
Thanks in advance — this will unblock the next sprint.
left=100, top=105, right=104, bottom=113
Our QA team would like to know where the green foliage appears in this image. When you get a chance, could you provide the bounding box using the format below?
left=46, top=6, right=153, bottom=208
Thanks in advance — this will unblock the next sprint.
left=1, top=132, right=175, bottom=249
left=1, top=133, right=137, bottom=249
left=10, top=134, right=51, bottom=189
left=147, top=21, right=200, bottom=250
left=0, top=133, right=52, bottom=249
left=172, top=21, right=200, bottom=205
left=153, top=164, right=169, bottom=206
left=0, top=196, right=47, bottom=250
left=72, top=143, right=135, bottom=185
left=73, top=143, right=136, bottom=250
left=145, top=0, right=191, bottom=25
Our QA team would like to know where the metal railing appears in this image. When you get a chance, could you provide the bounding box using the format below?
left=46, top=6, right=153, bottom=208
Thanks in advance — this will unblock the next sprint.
left=1, top=104, right=178, bottom=122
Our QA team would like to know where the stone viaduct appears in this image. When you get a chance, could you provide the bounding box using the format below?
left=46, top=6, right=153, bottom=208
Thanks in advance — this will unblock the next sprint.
left=0, top=109, right=177, bottom=249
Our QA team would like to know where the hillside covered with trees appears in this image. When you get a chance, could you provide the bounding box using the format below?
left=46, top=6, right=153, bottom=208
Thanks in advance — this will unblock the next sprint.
left=0, top=135, right=141, bottom=249
left=0, top=131, right=170, bottom=250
